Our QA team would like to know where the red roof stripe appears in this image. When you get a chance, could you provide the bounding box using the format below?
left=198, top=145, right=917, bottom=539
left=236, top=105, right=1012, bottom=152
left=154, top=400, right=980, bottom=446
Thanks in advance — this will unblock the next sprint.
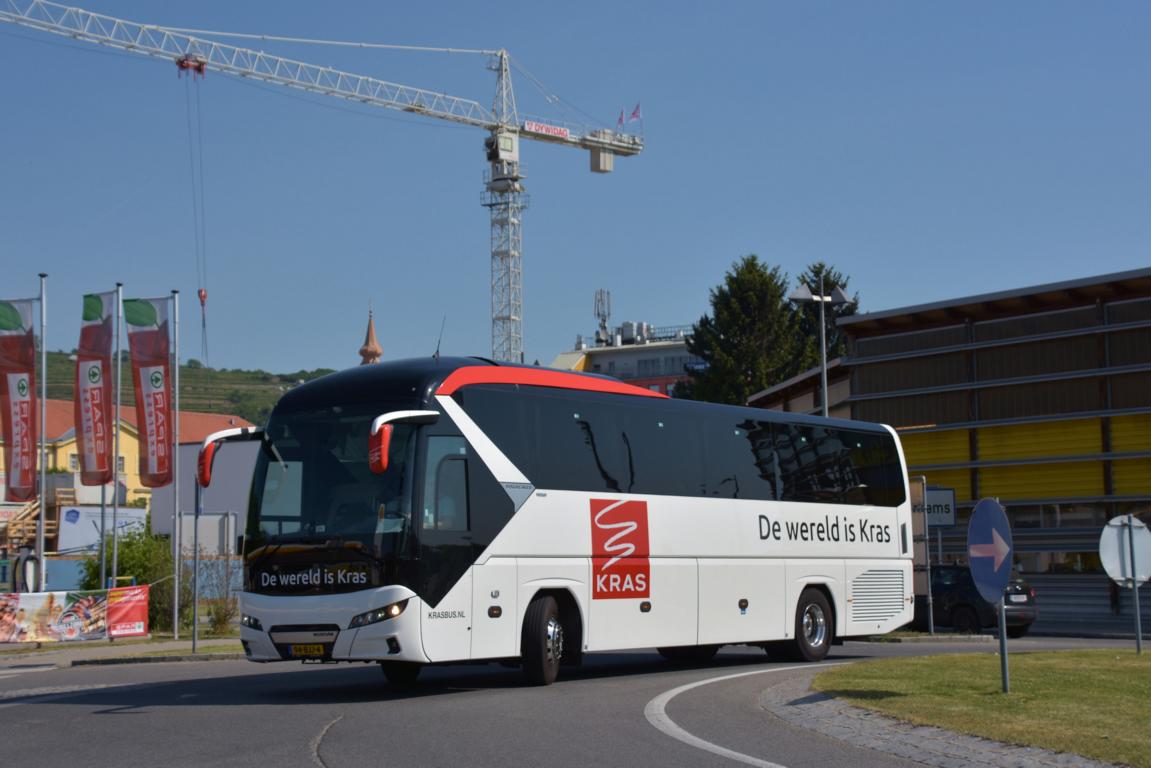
left=436, top=366, right=669, bottom=399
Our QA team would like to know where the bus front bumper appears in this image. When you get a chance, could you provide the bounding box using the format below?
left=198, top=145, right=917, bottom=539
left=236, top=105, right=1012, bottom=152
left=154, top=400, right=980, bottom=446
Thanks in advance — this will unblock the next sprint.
left=238, top=587, right=427, bottom=663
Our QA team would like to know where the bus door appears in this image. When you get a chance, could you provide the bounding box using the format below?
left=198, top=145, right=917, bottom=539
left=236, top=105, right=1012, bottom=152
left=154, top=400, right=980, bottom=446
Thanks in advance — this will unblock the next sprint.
left=418, top=433, right=474, bottom=661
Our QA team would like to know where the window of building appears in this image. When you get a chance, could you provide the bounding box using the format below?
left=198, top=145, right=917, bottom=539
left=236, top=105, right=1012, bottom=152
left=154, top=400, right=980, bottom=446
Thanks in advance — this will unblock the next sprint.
left=69, top=453, right=79, bottom=471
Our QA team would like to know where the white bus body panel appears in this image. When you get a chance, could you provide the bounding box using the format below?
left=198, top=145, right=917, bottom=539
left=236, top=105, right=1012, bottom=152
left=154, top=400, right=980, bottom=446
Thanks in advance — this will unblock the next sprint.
left=421, top=573, right=471, bottom=662
left=697, top=558, right=786, bottom=645
left=471, top=557, right=519, bottom=659
left=586, top=558, right=697, bottom=651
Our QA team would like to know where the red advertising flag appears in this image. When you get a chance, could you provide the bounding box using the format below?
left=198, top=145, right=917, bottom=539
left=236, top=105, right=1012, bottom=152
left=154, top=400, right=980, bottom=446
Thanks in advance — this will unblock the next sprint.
left=0, top=299, right=38, bottom=502
left=75, top=292, right=115, bottom=486
left=124, top=297, right=172, bottom=488
left=106, top=584, right=149, bottom=638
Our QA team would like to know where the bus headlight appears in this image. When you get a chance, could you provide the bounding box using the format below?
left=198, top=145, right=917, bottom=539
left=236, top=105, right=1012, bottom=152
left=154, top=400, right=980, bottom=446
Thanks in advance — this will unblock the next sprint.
left=349, top=599, right=408, bottom=629
left=241, top=614, right=263, bottom=631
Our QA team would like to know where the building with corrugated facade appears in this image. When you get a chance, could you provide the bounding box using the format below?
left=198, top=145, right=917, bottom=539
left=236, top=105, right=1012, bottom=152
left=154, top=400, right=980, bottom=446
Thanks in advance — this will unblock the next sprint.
left=754, top=268, right=1151, bottom=632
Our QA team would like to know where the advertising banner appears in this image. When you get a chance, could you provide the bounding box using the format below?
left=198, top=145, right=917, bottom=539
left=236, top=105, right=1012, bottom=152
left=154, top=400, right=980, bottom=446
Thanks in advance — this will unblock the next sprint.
left=0, top=585, right=149, bottom=643
left=0, top=298, right=38, bottom=502
left=107, top=585, right=149, bottom=638
left=75, top=291, right=116, bottom=486
left=57, top=505, right=147, bottom=554
left=124, top=297, right=172, bottom=487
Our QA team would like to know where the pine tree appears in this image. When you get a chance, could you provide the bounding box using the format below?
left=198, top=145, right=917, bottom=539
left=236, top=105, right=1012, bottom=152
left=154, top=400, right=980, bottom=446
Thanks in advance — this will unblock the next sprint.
left=680, top=255, right=798, bottom=404
left=791, top=262, right=859, bottom=376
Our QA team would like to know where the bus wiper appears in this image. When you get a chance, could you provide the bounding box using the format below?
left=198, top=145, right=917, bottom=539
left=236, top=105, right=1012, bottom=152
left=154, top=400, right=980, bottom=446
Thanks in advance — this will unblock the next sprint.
left=261, top=434, right=287, bottom=471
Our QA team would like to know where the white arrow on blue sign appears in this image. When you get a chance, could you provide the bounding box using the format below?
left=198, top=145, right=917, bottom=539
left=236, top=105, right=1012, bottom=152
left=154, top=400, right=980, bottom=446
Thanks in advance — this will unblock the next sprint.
left=967, top=498, right=1014, bottom=603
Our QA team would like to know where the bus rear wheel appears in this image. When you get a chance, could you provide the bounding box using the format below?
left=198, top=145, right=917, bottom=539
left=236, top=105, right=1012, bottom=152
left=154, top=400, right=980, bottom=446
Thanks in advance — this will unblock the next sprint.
left=522, top=594, right=564, bottom=686
left=658, top=645, right=720, bottom=665
left=380, top=661, right=422, bottom=687
left=790, top=588, right=833, bottom=662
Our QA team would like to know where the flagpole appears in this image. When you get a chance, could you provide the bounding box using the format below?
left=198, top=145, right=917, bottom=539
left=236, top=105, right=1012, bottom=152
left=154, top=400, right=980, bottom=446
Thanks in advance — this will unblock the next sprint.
left=37, top=273, right=47, bottom=592
left=172, top=289, right=181, bottom=639
left=111, top=282, right=122, bottom=587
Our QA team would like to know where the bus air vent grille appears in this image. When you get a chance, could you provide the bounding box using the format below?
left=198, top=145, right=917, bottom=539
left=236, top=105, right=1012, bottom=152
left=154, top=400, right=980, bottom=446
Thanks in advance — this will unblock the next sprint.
left=849, top=570, right=905, bottom=622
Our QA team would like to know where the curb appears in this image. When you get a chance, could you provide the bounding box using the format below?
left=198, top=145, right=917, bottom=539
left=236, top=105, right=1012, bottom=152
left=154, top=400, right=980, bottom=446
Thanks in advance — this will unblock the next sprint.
left=72, top=653, right=246, bottom=667
left=859, top=634, right=995, bottom=643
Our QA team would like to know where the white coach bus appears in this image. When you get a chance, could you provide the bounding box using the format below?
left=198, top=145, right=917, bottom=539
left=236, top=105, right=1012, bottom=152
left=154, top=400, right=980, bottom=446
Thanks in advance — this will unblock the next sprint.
left=199, top=357, right=913, bottom=686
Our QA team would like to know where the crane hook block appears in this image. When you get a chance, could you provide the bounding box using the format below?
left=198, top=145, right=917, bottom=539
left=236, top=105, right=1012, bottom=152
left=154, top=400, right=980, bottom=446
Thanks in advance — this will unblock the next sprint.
left=177, top=54, right=207, bottom=79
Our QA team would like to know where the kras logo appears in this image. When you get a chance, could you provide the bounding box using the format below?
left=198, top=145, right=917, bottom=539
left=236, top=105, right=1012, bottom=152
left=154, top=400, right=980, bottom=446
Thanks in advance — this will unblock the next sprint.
left=590, top=499, right=650, bottom=599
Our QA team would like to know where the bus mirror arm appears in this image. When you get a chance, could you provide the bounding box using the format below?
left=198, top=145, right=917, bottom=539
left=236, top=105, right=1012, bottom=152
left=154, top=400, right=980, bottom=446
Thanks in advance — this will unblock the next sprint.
left=368, top=410, right=440, bottom=475
left=198, top=426, right=266, bottom=487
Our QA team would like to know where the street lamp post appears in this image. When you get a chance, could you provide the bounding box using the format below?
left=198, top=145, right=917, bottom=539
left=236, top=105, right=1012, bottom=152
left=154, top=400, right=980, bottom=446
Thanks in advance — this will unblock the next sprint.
left=789, top=275, right=850, bottom=417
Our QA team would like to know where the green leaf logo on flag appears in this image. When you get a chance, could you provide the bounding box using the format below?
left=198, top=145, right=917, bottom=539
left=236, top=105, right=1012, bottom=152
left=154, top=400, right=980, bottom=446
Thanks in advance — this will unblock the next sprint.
left=150, top=371, right=164, bottom=390
left=124, top=299, right=158, bottom=328
left=0, top=302, right=24, bottom=332
left=82, top=294, right=104, bottom=322
left=16, top=377, right=28, bottom=397
left=88, top=365, right=102, bottom=384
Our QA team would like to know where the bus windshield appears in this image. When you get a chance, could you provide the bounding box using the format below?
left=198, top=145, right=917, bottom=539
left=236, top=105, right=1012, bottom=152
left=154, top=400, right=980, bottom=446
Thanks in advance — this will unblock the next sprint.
left=246, top=403, right=418, bottom=560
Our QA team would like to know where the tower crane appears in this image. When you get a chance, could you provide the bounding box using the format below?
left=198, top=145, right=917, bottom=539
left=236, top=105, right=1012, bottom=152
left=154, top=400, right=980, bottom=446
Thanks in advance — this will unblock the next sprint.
left=0, top=0, right=644, bottom=363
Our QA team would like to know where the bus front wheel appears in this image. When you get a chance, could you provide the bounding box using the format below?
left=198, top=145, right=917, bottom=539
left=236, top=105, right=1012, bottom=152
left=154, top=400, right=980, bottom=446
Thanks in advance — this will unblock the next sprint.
left=522, top=594, right=564, bottom=686
left=380, top=661, right=422, bottom=687
left=790, top=588, right=833, bottom=662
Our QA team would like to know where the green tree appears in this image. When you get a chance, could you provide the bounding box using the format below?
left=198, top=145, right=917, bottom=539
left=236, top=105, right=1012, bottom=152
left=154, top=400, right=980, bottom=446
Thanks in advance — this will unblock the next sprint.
left=791, top=261, right=860, bottom=375
left=680, top=255, right=798, bottom=404
left=80, top=524, right=193, bottom=633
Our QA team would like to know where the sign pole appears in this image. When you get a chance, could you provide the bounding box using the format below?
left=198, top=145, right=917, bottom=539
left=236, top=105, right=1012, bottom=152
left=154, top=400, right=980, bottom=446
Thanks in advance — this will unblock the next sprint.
left=998, top=598, right=1010, bottom=693
left=36, top=273, right=47, bottom=592
left=111, top=282, right=123, bottom=587
left=172, top=289, right=181, bottom=640
left=1129, top=514, right=1143, bottom=655
left=192, top=478, right=201, bottom=654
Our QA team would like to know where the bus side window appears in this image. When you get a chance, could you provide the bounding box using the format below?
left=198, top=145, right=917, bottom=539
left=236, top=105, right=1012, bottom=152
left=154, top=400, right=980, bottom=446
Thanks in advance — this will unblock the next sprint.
left=422, top=436, right=469, bottom=532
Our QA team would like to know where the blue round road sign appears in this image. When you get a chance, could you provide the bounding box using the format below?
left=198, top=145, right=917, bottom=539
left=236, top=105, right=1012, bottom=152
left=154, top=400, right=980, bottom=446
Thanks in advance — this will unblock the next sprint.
left=966, top=498, right=1014, bottom=603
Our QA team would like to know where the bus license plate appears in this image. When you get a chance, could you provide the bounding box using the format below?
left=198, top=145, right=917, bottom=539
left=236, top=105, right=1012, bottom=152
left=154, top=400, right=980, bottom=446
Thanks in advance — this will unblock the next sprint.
left=1009, top=594, right=1028, bottom=603
left=291, top=644, right=326, bottom=658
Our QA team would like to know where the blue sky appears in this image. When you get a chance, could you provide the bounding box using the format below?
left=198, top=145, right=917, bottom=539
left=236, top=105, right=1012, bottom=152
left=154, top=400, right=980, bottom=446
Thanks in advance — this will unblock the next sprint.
left=2, top=2, right=1148, bottom=372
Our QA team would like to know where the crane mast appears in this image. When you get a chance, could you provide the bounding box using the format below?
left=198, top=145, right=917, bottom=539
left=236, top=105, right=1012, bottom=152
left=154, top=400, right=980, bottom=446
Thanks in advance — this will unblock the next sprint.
left=1, top=0, right=644, bottom=363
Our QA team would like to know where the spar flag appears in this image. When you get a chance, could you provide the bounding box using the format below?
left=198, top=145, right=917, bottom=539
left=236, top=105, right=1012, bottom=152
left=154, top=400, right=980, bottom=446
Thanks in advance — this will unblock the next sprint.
left=0, top=299, right=38, bottom=502
left=124, top=297, right=172, bottom=488
left=75, top=292, right=115, bottom=485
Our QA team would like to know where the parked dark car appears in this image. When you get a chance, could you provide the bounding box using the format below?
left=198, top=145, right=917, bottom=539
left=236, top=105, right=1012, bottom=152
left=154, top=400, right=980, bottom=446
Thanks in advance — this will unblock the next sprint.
left=923, top=565, right=1038, bottom=638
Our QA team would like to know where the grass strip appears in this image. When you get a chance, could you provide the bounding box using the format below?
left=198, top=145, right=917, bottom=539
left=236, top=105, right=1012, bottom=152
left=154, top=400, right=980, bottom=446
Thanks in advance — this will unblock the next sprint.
left=813, top=649, right=1151, bottom=768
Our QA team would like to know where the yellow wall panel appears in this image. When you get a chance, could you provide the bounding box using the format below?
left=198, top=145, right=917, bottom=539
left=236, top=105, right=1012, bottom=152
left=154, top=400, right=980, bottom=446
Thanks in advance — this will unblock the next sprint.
left=899, top=429, right=969, bottom=466
left=1113, top=458, right=1151, bottom=495
left=1111, top=414, right=1151, bottom=452
left=980, top=462, right=1102, bottom=500
left=918, top=469, right=972, bottom=502
left=978, top=419, right=1100, bottom=461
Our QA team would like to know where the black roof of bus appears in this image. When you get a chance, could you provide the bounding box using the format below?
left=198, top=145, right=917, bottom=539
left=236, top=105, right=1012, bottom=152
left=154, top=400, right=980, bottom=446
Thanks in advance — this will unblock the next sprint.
left=272, top=356, right=892, bottom=437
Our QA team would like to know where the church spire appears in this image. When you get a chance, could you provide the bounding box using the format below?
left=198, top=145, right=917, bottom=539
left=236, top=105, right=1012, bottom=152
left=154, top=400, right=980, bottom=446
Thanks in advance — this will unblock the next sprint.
left=359, top=305, right=382, bottom=365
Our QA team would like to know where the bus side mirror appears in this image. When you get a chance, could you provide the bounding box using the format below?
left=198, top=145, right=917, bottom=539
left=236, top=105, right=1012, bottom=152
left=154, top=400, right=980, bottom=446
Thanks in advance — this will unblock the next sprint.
left=369, top=423, right=394, bottom=474
left=198, top=440, right=220, bottom=487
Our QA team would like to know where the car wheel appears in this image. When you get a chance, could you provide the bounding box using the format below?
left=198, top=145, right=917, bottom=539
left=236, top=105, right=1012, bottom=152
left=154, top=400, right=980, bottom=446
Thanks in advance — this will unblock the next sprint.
left=951, top=605, right=980, bottom=634
left=522, top=594, right=563, bottom=686
left=380, top=661, right=422, bottom=687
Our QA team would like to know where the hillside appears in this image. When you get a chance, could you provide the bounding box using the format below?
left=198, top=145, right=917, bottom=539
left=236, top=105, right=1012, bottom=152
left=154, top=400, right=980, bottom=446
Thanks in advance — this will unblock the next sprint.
left=43, top=350, right=336, bottom=425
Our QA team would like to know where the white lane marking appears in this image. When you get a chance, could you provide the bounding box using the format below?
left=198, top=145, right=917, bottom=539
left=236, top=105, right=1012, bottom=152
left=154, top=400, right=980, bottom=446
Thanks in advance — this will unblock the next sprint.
left=310, top=714, right=344, bottom=768
left=644, top=663, right=847, bottom=768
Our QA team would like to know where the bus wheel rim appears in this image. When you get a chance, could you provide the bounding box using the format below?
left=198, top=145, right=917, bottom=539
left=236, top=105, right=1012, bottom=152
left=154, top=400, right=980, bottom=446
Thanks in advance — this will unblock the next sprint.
left=545, top=616, right=564, bottom=663
left=803, top=604, right=827, bottom=648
